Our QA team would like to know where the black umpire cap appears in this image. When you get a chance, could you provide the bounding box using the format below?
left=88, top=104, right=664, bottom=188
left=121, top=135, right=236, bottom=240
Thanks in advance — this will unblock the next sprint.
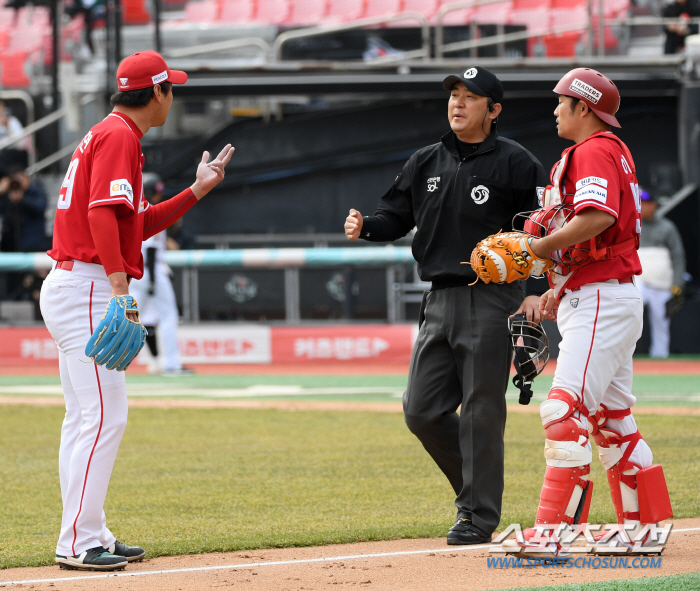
left=443, top=66, right=504, bottom=104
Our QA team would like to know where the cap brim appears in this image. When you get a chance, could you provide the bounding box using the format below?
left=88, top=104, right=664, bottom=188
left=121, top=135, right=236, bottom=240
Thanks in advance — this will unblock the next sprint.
left=168, top=70, right=188, bottom=85
left=442, top=75, right=488, bottom=97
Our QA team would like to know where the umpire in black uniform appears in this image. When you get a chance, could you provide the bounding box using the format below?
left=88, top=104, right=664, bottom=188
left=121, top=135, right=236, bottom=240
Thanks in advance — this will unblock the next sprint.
left=345, top=67, right=548, bottom=544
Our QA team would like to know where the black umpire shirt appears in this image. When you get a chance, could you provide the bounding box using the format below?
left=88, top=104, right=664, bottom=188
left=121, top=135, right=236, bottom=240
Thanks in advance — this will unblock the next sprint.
left=360, top=129, right=548, bottom=289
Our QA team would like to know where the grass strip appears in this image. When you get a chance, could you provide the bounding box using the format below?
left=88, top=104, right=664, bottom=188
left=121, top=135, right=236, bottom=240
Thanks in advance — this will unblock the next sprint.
left=0, top=408, right=698, bottom=569
left=489, top=571, right=700, bottom=591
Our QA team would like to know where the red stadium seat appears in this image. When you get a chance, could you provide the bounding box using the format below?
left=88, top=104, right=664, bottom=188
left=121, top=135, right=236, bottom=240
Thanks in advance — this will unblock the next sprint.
left=512, top=0, right=550, bottom=8
left=184, top=0, right=221, bottom=23
left=122, top=0, right=152, bottom=24
left=220, top=0, right=255, bottom=23
left=254, top=0, right=291, bottom=24
left=470, top=1, right=513, bottom=25
left=402, top=0, right=439, bottom=20
left=0, top=51, right=31, bottom=88
left=544, top=7, right=587, bottom=56
left=0, top=28, right=9, bottom=51
left=509, top=8, right=550, bottom=55
left=604, top=0, right=630, bottom=18
left=326, top=0, right=365, bottom=22
left=287, top=0, right=327, bottom=25
left=364, top=0, right=402, bottom=18
left=0, top=8, right=14, bottom=26
left=550, top=0, right=586, bottom=7
left=439, top=6, right=474, bottom=26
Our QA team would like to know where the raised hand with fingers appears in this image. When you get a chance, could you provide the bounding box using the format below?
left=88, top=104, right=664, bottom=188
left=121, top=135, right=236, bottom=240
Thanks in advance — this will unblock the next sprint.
left=191, top=144, right=235, bottom=199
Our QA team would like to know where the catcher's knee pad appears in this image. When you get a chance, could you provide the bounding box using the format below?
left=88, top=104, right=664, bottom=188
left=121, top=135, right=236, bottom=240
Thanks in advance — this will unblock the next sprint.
left=534, top=389, right=594, bottom=527
left=588, top=404, right=673, bottom=526
left=540, top=388, right=592, bottom=468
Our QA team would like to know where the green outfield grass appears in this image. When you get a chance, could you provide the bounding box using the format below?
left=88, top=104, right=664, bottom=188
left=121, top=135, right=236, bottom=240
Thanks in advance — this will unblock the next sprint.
left=0, top=373, right=698, bottom=405
left=0, top=404, right=698, bottom=569
left=491, top=572, right=700, bottom=591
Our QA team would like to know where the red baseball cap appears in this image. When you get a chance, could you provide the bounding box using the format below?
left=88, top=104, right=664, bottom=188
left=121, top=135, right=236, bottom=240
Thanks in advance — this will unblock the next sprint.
left=116, top=50, right=188, bottom=92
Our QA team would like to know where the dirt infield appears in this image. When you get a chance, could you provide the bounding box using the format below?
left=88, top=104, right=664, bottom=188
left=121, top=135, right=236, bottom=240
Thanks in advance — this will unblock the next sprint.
left=2, top=357, right=699, bottom=377
left=0, top=519, right=697, bottom=590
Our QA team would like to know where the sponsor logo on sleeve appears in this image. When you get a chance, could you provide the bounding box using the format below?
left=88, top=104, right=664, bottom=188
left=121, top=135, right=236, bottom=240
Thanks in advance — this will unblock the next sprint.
left=569, top=78, right=603, bottom=105
left=576, top=176, right=608, bottom=190
left=110, top=179, right=134, bottom=202
left=574, top=186, right=608, bottom=204
left=152, top=70, right=168, bottom=85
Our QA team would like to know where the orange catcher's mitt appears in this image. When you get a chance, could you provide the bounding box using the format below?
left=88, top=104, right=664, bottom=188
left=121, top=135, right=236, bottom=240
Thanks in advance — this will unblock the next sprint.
left=467, top=231, right=554, bottom=284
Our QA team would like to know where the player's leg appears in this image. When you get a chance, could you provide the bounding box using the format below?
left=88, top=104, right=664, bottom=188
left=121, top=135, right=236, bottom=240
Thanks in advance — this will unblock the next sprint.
left=403, top=289, right=464, bottom=499
left=508, top=284, right=642, bottom=556
left=155, top=271, right=185, bottom=372
left=591, top=336, right=672, bottom=553
left=449, top=282, right=521, bottom=542
left=41, top=268, right=128, bottom=570
left=644, top=285, right=671, bottom=358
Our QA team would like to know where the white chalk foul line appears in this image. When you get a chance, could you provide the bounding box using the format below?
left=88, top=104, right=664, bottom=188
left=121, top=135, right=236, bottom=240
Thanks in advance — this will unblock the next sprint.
left=2, top=527, right=698, bottom=588
left=0, top=544, right=495, bottom=587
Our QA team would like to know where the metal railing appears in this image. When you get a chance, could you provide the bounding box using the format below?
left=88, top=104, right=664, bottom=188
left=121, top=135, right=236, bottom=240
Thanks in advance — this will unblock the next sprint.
left=164, top=37, right=271, bottom=59
left=272, top=12, right=431, bottom=62
left=0, top=90, right=36, bottom=168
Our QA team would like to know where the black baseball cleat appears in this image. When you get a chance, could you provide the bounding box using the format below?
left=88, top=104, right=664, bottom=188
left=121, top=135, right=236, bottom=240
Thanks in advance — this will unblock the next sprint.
left=55, top=546, right=128, bottom=571
left=447, top=517, right=491, bottom=545
left=107, top=541, right=145, bottom=562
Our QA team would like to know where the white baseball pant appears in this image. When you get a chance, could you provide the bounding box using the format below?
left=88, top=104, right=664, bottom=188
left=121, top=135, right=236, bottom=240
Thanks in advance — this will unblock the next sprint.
left=40, top=261, right=128, bottom=557
left=637, top=281, right=672, bottom=359
left=552, top=280, right=653, bottom=469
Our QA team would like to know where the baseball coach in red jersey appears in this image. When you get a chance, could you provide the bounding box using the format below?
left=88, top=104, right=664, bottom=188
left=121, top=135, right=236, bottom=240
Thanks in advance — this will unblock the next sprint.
left=41, top=50, right=234, bottom=571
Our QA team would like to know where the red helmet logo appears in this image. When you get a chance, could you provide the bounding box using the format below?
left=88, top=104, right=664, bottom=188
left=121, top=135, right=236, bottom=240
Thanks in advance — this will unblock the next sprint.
left=553, top=68, right=621, bottom=128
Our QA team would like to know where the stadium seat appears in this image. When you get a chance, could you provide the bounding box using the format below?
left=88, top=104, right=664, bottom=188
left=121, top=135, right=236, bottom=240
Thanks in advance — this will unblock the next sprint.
left=326, top=0, right=365, bottom=22
left=509, top=8, right=550, bottom=55
left=545, top=7, right=587, bottom=56
left=402, top=0, right=440, bottom=20
left=364, top=0, right=402, bottom=19
left=0, top=28, right=9, bottom=51
left=254, top=0, right=291, bottom=24
left=512, top=0, right=550, bottom=8
left=439, top=6, right=474, bottom=26
left=550, top=0, right=586, bottom=7
left=470, top=1, right=513, bottom=25
left=184, top=0, right=220, bottom=23
left=219, top=0, right=255, bottom=23
left=122, top=0, right=151, bottom=24
left=0, top=8, right=14, bottom=26
left=604, top=0, right=630, bottom=18
left=0, top=51, right=31, bottom=88
left=287, top=0, right=327, bottom=25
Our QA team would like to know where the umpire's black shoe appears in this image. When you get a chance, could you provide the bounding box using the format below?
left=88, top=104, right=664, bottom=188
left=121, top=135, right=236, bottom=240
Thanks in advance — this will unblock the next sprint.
left=55, top=546, right=128, bottom=570
left=447, top=517, right=491, bottom=545
left=108, top=541, right=145, bottom=562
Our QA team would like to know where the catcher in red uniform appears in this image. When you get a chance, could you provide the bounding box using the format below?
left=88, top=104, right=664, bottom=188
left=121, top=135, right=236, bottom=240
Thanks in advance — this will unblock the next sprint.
left=471, top=68, right=672, bottom=558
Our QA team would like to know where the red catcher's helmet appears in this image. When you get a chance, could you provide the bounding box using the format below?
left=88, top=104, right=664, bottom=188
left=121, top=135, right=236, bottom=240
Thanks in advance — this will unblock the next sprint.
left=553, top=68, right=621, bottom=128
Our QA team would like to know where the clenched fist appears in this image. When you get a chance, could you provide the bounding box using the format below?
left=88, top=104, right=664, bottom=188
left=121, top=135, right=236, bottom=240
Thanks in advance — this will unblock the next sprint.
left=344, top=209, right=363, bottom=241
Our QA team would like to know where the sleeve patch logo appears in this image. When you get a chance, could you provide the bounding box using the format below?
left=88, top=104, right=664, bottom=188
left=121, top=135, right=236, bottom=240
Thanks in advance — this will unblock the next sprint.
left=569, top=78, right=602, bottom=105
left=573, top=186, right=607, bottom=204
left=536, top=186, right=545, bottom=206
left=110, top=179, right=134, bottom=202
left=152, top=70, right=168, bottom=85
left=575, top=176, right=608, bottom=190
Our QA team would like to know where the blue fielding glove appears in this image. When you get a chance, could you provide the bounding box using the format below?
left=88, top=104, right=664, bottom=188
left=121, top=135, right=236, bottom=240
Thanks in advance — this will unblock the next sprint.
left=85, top=295, right=147, bottom=372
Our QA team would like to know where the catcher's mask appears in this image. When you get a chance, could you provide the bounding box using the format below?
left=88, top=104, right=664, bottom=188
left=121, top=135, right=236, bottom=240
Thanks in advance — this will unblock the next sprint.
left=513, top=204, right=593, bottom=274
left=508, top=313, right=549, bottom=405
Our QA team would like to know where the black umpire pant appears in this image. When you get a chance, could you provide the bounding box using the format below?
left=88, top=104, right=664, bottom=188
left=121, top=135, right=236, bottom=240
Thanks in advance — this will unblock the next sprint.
left=403, top=282, right=523, bottom=535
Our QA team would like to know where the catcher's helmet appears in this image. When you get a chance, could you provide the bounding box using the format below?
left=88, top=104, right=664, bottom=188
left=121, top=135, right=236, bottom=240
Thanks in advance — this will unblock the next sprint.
left=508, top=313, right=549, bottom=405
left=553, top=67, right=621, bottom=128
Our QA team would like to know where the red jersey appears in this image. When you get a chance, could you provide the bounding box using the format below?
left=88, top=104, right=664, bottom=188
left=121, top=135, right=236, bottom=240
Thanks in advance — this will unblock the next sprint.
left=48, top=113, right=150, bottom=278
left=549, top=131, right=642, bottom=292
